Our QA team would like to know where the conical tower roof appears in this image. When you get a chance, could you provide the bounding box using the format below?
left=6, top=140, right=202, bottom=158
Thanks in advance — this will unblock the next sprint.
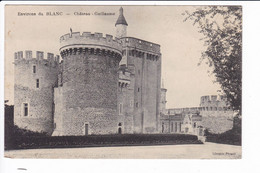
left=115, top=7, right=128, bottom=26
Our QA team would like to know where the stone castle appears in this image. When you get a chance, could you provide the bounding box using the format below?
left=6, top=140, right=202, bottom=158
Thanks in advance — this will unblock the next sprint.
left=160, top=90, right=234, bottom=134
left=14, top=7, right=161, bottom=136
left=13, top=7, right=233, bottom=136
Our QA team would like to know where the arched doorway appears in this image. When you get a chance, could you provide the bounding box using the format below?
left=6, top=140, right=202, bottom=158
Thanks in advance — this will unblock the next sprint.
left=118, top=122, right=122, bottom=134
left=118, top=127, right=122, bottom=134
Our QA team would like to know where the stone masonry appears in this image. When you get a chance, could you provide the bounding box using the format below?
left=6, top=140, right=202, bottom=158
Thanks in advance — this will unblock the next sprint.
left=14, top=51, right=59, bottom=135
left=14, top=7, right=162, bottom=136
left=161, top=95, right=234, bottom=134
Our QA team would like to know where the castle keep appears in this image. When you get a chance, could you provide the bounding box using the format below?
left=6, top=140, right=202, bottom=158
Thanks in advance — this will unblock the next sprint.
left=14, top=7, right=233, bottom=136
left=14, top=7, right=162, bottom=136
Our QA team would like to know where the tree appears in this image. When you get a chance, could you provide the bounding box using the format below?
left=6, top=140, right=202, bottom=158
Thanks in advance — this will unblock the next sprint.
left=183, top=6, right=242, bottom=114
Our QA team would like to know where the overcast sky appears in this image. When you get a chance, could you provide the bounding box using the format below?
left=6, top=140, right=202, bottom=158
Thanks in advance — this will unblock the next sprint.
left=5, top=5, right=222, bottom=108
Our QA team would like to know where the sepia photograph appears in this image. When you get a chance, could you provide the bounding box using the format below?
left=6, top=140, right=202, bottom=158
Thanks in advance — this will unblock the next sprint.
left=3, top=5, right=241, bottom=159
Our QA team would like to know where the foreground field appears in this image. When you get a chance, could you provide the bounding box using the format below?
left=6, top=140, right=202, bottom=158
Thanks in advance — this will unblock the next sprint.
left=5, top=142, right=241, bottom=159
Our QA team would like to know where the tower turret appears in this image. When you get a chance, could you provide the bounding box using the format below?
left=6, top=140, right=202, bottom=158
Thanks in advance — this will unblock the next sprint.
left=13, top=51, right=59, bottom=135
left=115, top=7, right=128, bottom=38
left=57, top=32, right=122, bottom=135
left=160, top=79, right=167, bottom=115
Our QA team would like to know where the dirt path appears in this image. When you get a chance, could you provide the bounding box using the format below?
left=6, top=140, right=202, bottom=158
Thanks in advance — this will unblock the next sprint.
left=4, top=142, right=241, bottom=159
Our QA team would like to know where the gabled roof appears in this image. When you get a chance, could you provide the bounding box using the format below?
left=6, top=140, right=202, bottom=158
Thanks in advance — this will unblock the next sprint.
left=115, top=7, right=128, bottom=26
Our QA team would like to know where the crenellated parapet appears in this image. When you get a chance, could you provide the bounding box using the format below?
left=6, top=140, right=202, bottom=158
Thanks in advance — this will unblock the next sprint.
left=200, top=95, right=227, bottom=103
left=59, top=32, right=122, bottom=58
left=121, top=37, right=161, bottom=56
left=167, top=107, right=201, bottom=115
left=200, top=95, right=230, bottom=108
left=14, top=51, right=59, bottom=135
left=14, top=50, right=59, bottom=67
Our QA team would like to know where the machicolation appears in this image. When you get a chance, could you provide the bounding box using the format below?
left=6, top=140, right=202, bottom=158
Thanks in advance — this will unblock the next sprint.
left=60, top=32, right=122, bottom=55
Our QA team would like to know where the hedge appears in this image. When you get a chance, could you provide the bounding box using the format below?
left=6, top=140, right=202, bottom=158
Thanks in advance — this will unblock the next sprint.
left=5, top=133, right=202, bottom=150
left=205, top=129, right=241, bottom=146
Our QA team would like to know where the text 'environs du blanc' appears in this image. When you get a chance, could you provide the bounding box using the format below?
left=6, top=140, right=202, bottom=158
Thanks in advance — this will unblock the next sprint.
left=18, top=12, right=115, bottom=16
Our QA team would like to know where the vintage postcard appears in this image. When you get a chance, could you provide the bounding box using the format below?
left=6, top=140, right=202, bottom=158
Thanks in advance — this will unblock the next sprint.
left=4, top=5, right=241, bottom=159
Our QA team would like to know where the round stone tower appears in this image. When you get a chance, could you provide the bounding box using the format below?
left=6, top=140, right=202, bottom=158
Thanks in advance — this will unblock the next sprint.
left=14, top=51, right=59, bottom=135
left=115, top=7, right=128, bottom=38
left=59, top=32, right=122, bottom=135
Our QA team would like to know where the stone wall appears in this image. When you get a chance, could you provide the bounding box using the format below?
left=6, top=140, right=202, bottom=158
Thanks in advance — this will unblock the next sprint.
left=202, top=116, right=233, bottom=134
left=14, top=51, right=59, bottom=135
left=118, top=66, right=135, bottom=134
left=120, top=37, right=161, bottom=134
left=121, top=37, right=160, bottom=54
left=166, top=94, right=234, bottom=134
left=52, top=87, right=64, bottom=136
left=200, top=110, right=234, bottom=117
left=60, top=32, right=122, bottom=54
left=57, top=39, right=122, bottom=135
left=116, top=25, right=127, bottom=38
left=59, top=107, right=118, bottom=135
left=160, top=88, right=167, bottom=115
left=200, top=95, right=230, bottom=109
left=143, top=54, right=161, bottom=133
left=200, top=95, right=234, bottom=133
left=159, top=114, right=202, bottom=134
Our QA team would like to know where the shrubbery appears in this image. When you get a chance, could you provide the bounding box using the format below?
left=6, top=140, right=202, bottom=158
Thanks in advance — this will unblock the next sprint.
left=6, top=133, right=202, bottom=150
left=4, top=103, right=202, bottom=150
left=4, top=103, right=48, bottom=150
left=205, top=119, right=241, bottom=146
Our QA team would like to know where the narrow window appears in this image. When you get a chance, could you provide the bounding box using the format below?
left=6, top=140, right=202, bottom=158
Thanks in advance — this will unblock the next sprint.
left=175, top=122, right=178, bottom=132
left=138, top=87, right=140, bottom=92
left=162, top=122, right=164, bottom=133
left=119, top=103, right=123, bottom=115
left=90, top=48, right=94, bottom=54
left=36, top=79, right=39, bottom=88
left=33, top=65, right=36, bottom=73
left=136, top=102, right=138, bottom=108
left=138, top=70, right=140, bottom=75
left=24, top=103, right=28, bottom=116
left=85, top=124, right=88, bottom=135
